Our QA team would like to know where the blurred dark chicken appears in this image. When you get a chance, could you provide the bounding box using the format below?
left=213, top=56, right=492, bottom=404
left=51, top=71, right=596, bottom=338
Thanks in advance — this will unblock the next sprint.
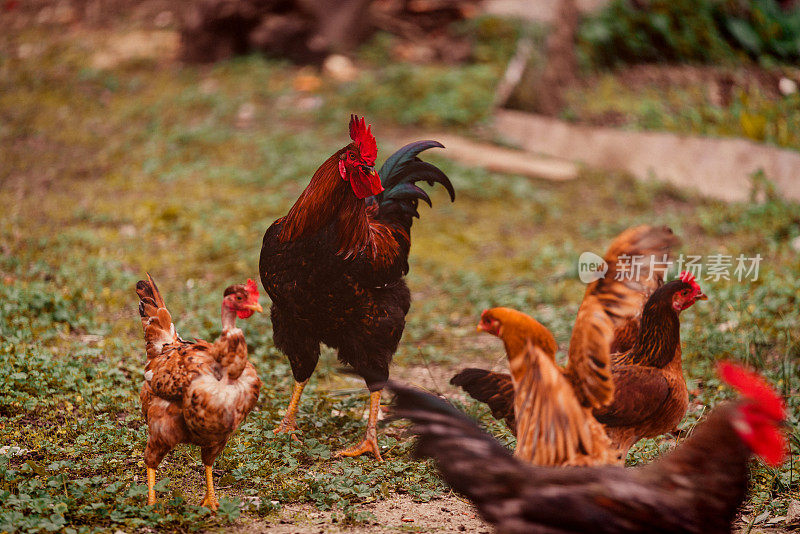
left=392, top=361, right=787, bottom=534
left=259, top=115, right=454, bottom=460
left=137, top=275, right=262, bottom=509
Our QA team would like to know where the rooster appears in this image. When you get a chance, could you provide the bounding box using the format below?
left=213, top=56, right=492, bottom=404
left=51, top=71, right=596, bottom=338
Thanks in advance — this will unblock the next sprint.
left=468, top=306, right=616, bottom=465
left=391, top=361, right=787, bottom=534
left=452, top=227, right=706, bottom=461
left=259, top=115, right=454, bottom=460
left=137, top=275, right=262, bottom=509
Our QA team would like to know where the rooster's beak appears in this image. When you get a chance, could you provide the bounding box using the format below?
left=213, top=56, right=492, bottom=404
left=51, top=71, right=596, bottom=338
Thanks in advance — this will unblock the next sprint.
left=245, top=302, right=264, bottom=313
left=696, top=293, right=708, bottom=301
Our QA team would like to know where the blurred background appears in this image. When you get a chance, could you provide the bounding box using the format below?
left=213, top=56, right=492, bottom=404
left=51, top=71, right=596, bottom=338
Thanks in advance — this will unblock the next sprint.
left=2, top=0, right=800, bottom=532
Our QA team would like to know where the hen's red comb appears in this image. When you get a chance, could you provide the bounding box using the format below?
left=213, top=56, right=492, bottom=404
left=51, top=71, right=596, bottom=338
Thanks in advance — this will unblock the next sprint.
left=718, top=361, right=785, bottom=421
left=349, top=114, right=377, bottom=166
left=245, top=279, right=259, bottom=299
left=679, top=270, right=703, bottom=293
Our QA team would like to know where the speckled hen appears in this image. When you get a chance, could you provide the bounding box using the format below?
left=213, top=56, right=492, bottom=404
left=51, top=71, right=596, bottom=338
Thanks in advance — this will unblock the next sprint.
left=137, top=274, right=262, bottom=509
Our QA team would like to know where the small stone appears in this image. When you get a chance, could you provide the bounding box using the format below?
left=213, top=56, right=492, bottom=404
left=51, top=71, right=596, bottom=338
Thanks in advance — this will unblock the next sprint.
left=779, top=77, right=798, bottom=96
left=236, top=102, right=256, bottom=128
left=120, top=224, right=137, bottom=238
left=791, top=235, right=800, bottom=253
left=323, top=54, right=358, bottom=82
left=787, top=499, right=800, bottom=524
left=17, top=43, right=36, bottom=59
left=154, top=11, right=173, bottom=28
left=297, top=96, right=323, bottom=111
left=199, top=78, right=219, bottom=95
left=53, top=2, right=75, bottom=24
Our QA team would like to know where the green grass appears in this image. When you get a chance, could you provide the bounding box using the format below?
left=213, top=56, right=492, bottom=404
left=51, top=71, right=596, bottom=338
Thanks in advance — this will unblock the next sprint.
left=560, top=69, right=800, bottom=152
left=1, top=22, right=799, bottom=533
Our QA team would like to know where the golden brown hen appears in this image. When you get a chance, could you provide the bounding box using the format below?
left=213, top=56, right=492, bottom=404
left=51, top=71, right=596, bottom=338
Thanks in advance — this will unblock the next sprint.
left=137, top=275, right=262, bottom=509
left=473, top=306, right=616, bottom=466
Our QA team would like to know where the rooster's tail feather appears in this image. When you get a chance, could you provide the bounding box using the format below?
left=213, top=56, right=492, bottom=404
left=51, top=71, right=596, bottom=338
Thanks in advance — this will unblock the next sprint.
left=370, top=140, right=455, bottom=226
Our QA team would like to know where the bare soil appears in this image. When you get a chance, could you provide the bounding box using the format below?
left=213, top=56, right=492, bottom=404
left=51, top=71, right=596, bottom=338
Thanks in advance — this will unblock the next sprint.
left=237, top=495, right=489, bottom=533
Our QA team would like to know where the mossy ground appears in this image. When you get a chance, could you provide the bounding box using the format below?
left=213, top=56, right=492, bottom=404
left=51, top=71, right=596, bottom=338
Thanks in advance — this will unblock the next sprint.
left=1, top=15, right=799, bottom=534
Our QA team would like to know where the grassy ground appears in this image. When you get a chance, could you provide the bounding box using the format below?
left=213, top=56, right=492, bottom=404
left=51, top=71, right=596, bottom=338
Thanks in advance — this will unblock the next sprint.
left=560, top=64, right=800, bottom=152
left=2, top=18, right=800, bottom=534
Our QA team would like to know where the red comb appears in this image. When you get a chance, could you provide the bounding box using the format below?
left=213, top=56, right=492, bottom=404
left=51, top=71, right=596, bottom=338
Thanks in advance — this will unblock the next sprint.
left=718, top=361, right=785, bottom=421
left=349, top=115, right=377, bottom=166
left=245, top=279, right=259, bottom=298
left=679, top=270, right=703, bottom=292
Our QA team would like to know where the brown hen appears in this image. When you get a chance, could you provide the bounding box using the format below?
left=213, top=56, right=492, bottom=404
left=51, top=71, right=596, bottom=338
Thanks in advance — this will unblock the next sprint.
left=137, top=275, right=262, bottom=509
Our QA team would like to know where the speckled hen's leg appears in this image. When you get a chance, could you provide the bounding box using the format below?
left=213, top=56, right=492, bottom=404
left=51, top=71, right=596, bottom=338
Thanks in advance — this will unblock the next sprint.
left=274, top=379, right=308, bottom=440
left=199, top=465, right=219, bottom=511
left=334, top=390, right=383, bottom=461
left=146, top=467, right=157, bottom=505
left=143, top=435, right=171, bottom=507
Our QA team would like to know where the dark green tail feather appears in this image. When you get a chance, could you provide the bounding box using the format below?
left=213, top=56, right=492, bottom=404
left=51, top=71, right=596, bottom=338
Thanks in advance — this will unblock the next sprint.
left=369, top=140, right=455, bottom=220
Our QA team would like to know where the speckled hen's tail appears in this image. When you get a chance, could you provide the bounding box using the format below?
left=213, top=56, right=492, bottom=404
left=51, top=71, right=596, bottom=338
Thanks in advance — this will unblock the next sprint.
left=136, top=273, right=177, bottom=359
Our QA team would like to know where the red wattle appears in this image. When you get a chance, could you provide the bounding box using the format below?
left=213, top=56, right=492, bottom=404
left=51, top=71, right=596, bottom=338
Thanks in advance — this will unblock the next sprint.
left=350, top=171, right=384, bottom=199
left=237, top=309, right=254, bottom=319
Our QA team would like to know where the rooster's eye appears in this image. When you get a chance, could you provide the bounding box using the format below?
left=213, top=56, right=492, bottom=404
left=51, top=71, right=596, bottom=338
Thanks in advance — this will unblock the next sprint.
left=348, top=152, right=355, bottom=160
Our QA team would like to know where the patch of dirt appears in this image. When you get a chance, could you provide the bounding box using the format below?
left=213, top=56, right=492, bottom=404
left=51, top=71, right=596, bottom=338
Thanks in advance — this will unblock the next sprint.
left=90, top=29, right=179, bottom=69
left=236, top=494, right=490, bottom=533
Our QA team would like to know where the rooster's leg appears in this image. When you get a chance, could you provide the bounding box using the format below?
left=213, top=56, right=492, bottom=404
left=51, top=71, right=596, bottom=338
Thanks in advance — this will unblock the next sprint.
left=334, top=390, right=383, bottom=461
left=146, top=466, right=157, bottom=506
left=274, top=379, right=308, bottom=439
left=199, top=464, right=219, bottom=511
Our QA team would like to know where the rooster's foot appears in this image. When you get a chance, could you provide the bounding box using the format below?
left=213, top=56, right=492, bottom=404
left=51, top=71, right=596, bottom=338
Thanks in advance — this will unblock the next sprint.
left=334, top=435, right=383, bottom=461
left=274, top=420, right=301, bottom=441
left=200, top=493, right=219, bottom=511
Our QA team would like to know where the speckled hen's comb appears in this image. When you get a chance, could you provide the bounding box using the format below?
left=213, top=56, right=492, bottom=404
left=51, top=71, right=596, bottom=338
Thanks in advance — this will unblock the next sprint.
left=349, top=114, right=377, bottom=166
left=245, top=278, right=259, bottom=299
